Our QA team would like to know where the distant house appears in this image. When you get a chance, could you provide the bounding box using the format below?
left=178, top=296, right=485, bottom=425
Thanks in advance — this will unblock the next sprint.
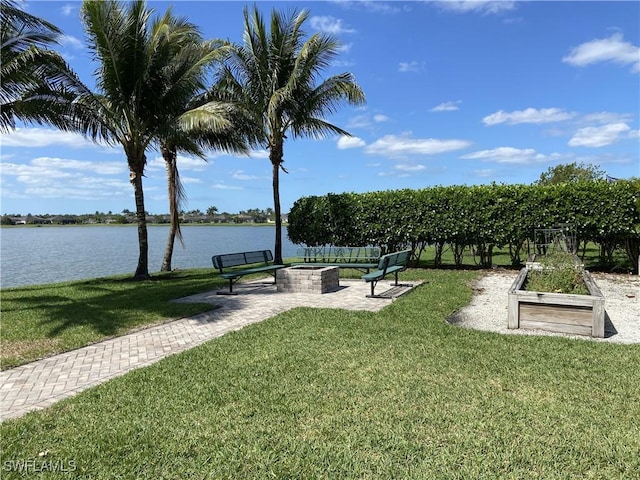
left=212, top=214, right=230, bottom=223
left=50, top=216, right=77, bottom=225
left=12, top=216, right=50, bottom=225
left=235, top=214, right=253, bottom=224
left=266, top=214, right=288, bottom=224
left=182, top=215, right=210, bottom=223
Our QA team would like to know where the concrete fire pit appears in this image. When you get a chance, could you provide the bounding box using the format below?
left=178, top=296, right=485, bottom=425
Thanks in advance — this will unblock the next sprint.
left=276, top=265, right=340, bottom=294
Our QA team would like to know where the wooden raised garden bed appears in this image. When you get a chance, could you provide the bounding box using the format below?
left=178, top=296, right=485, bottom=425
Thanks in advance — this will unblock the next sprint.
left=507, top=267, right=605, bottom=338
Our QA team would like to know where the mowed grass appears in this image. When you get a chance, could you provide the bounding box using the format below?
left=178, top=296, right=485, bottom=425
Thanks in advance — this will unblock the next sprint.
left=2, top=241, right=631, bottom=369
left=0, top=269, right=225, bottom=369
left=1, top=269, right=639, bottom=479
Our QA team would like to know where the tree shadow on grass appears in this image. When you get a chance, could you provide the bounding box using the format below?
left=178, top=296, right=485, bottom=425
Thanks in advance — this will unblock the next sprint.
left=7, top=270, right=225, bottom=339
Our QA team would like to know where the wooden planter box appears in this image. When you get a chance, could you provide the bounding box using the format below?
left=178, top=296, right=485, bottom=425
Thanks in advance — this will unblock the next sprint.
left=508, top=267, right=605, bottom=338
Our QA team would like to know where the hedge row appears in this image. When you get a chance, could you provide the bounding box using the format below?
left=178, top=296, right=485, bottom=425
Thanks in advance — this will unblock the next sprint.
left=287, top=181, right=640, bottom=269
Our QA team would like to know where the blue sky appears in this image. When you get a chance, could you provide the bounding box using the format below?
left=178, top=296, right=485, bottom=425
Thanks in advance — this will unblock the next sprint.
left=1, top=0, right=639, bottom=216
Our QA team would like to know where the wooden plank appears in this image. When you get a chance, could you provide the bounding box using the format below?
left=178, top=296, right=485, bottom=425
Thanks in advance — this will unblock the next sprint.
left=591, top=297, right=605, bottom=338
left=509, top=268, right=528, bottom=293
left=514, top=291, right=594, bottom=307
left=508, top=293, right=519, bottom=329
left=520, top=319, right=592, bottom=336
left=520, top=303, right=592, bottom=326
left=583, top=270, right=604, bottom=298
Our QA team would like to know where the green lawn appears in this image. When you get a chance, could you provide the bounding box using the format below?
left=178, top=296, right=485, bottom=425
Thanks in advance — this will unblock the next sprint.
left=0, top=241, right=632, bottom=369
left=0, top=270, right=223, bottom=369
left=1, top=269, right=639, bottom=479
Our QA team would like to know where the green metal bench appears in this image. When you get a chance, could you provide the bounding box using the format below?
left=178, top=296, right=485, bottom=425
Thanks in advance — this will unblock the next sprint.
left=292, top=246, right=381, bottom=273
left=212, top=250, right=286, bottom=294
left=362, top=249, right=412, bottom=297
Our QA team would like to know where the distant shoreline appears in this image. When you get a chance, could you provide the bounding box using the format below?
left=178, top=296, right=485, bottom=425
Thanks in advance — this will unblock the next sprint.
left=0, top=222, right=287, bottom=228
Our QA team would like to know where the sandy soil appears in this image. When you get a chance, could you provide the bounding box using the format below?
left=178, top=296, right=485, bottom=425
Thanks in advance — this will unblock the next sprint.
left=448, top=270, right=640, bottom=344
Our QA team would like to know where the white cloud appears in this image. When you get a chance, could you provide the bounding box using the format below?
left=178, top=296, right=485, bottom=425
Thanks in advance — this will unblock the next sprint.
left=347, top=113, right=390, bottom=129
left=399, top=61, right=422, bottom=73
left=19, top=181, right=130, bottom=200
left=176, top=156, right=209, bottom=171
left=337, top=43, right=353, bottom=53
left=347, top=114, right=372, bottom=129
left=0, top=127, right=104, bottom=149
left=581, top=111, right=635, bottom=124
left=395, top=164, right=426, bottom=172
left=59, top=35, right=83, bottom=50
left=61, top=4, right=76, bottom=16
left=231, top=170, right=268, bottom=180
left=33, top=157, right=124, bottom=175
left=474, top=168, right=497, bottom=178
left=461, top=147, right=547, bottom=164
left=365, top=134, right=471, bottom=158
left=337, top=135, right=366, bottom=149
left=0, top=156, right=130, bottom=200
left=433, top=1, right=516, bottom=15
left=181, top=177, right=203, bottom=185
left=332, top=1, right=404, bottom=14
left=568, top=123, right=631, bottom=148
left=483, top=108, right=575, bottom=126
left=211, top=184, right=243, bottom=190
left=147, top=155, right=208, bottom=172
left=2, top=157, right=125, bottom=176
left=309, top=16, right=356, bottom=34
left=331, top=59, right=355, bottom=67
left=563, top=33, right=640, bottom=73
left=248, top=149, right=269, bottom=159
left=629, top=129, right=640, bottom=139
left=431, top=101, right=462, bottom=112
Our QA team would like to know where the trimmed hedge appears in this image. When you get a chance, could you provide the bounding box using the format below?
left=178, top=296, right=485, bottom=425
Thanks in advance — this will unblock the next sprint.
left=287, top=181, right=640, bottom=270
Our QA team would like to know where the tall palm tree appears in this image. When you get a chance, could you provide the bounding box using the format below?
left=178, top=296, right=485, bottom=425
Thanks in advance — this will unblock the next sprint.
left=157, top=21, right=250, bottom=274
left=0, top=0, right=96, bottom=133
left=159, top=96, right=251, bottom=271
left=80, top=0, right=231, bottom=279
left=154, top=34, right=254, bottom=272
left=214, top=7, right=366, bottom=263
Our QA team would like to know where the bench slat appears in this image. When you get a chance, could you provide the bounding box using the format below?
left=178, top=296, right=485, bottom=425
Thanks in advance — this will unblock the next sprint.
left=213, top=250, right=273, bottom=269
left=220, top=265, right=283, bottom=279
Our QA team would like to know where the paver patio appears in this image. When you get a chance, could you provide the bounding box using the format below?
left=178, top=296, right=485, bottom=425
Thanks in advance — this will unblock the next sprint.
left=0, top=278, right=416, bottom=421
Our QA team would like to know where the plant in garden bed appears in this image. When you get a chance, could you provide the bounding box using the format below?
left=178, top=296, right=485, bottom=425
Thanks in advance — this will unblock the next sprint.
left=525, top=251, right=589, bottom=295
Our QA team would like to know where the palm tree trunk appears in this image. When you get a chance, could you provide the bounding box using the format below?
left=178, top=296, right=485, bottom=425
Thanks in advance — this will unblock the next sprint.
left=160, top=145, right=182, bottom=272
left=272, top=161, right=283, bottom=264
left=161, top=222, right=177, bottom=272
left=269, top=135, right=285, bottom=265
left=131, top=167, right=150, bottom=280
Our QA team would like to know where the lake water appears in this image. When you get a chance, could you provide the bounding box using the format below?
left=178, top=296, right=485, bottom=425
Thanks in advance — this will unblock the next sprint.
left=0, top=225, right=299, bottom=289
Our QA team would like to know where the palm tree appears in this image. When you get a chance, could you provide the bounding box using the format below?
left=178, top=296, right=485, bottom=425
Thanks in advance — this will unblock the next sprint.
left=0, top=0, right=95, bottom=133
left=158, top=98, right=250, bottom=271
left=214, top=7, right=365, bottom=263
left=80, top=0, right=232, bottom=279
left=151, top=32, right=252, bottom=272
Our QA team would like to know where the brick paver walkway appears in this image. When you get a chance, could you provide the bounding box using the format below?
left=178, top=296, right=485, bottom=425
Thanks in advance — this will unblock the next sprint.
left=0, top=279, right=416, bottom=421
